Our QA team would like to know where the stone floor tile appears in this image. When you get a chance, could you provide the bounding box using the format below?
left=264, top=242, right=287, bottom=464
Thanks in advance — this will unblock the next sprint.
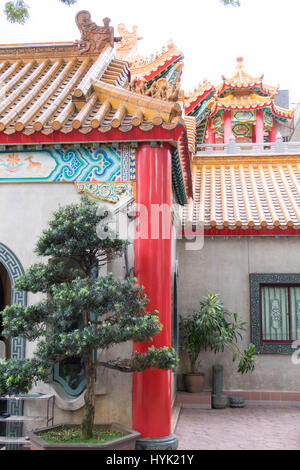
left=175, top=406, right=300, bottom=450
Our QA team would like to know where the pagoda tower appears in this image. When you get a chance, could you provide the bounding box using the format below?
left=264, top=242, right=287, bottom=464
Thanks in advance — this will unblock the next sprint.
left=185, top=57, right=294, bottom=149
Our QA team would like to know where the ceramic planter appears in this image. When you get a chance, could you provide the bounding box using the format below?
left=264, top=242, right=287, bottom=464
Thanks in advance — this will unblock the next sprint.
left=28, top=423, right=140, bottom=450
left=183, top=373, right=205, bottom=393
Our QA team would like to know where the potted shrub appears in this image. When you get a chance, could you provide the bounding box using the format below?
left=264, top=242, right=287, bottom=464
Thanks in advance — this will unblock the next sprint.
left=179, top=292, right=256, bottom=393
left=0, top=196, right=178, bottom=450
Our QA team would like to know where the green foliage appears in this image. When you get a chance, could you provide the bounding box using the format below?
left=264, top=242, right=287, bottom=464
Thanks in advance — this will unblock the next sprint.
left=3, top=0, right=77, bottom=24
left=220, top=0, right=240, bottom=5
left=2, top=0, right=240, bottom=25
left=237, top=343, right=256, bottom=375
left=0, top=196, right=178, bottom=439
left=40, top=426, right=125, bottom=445
left=99, top=346, right=179, bottom=373
left=4, top=1, right=29, bottom=24
left=180, top=292, right=256, bottom=374
left=0, top=358, right=49, bottom=396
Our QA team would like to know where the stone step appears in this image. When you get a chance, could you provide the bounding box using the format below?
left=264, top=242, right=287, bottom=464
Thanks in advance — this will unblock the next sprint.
left=0, top=415, right=44, bottom=423
left=0, top=436, right=31, bottom=446
left=176, top=391, right=211, bottom=409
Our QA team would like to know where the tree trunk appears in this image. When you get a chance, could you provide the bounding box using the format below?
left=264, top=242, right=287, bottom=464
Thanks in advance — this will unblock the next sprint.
left=190, top=355, right=197, bottom=374
left=81, top=352, right=95, bottom=441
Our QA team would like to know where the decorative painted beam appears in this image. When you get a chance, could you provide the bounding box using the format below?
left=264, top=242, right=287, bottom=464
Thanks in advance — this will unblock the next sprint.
left=75, top=181, right=135, bottom=203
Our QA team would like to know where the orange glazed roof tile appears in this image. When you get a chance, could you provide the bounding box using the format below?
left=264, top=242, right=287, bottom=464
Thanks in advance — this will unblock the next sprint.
left=0, top=43, right=185, bottom=136
left=0, top=11, right=193, bottom=203
left=210, top=93, right=294, bottom=120
left=272, top=103, right=295, bottom=120
left=187, top=156, right=300, bottom=230
left=210, top=93, right=287, bottom=117
left=0, top=11, right=188, bottom=137
left=0, top=46, right=131, bottom=135
left=214, top=93, right=274, bottom=110
left=183, top=116, right=197, bottom=153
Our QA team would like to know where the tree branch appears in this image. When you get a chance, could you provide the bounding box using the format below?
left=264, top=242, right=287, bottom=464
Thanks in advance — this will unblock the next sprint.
left=96, top=361, right=136, bottom=373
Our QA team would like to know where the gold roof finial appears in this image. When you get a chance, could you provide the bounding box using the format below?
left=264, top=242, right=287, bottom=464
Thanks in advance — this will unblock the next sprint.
left=236, top=56, right=244, bottom=80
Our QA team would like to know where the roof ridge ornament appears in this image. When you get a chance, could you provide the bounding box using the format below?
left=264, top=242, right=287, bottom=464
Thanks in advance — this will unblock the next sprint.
left=220, top=56, right=264, bottom=88
left=128, top=77, right=181, bottom=103
left=236, top=56, right=244, bottom=82
left=75, top=11, right=122, bottom=55
left=116, top=24, right=143, bottom=60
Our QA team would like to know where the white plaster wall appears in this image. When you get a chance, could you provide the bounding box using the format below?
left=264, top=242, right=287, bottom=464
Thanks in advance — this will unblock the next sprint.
left=178, top=236, right=300, bottom=392
left=0, top=182, right=132, bottom=427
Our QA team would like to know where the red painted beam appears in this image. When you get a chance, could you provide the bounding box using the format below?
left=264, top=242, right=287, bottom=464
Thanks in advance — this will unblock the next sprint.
left=0, top=127, right=184, bottom=145
left=182, top=227, right=300, bottom=237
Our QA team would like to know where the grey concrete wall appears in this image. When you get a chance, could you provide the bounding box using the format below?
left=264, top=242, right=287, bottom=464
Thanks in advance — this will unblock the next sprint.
left=0, top=182, right=132, bottom=428
left=291, top=103, right=300, bottom=141
left=177, top=236, right=300, bottom=392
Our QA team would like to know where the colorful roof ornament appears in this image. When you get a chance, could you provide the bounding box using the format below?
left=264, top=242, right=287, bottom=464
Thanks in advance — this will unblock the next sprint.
left=127, top=39, right=184, bottom=85
left=184, top=80, right=215, bottom=115
left=116, top=24, right=143, bottom=61
left=216, top=57, right=268, bottom=93
left=115, top=23, right=184, bottom=92
left=213, top=57, right=294, bottom=119
left=185, top=57, right=295, bottom=147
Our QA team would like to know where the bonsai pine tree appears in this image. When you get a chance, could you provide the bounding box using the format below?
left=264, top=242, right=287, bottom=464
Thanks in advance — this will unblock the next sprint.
left=0, top=196, right=178, bottom=440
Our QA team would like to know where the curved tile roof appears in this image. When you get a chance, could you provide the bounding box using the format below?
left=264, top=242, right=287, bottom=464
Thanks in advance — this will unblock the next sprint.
left=0, top=44, right=186, bottom=136
left=214, top=93, right=274, bottom=111
left=189, top=156, right=300, bottom=230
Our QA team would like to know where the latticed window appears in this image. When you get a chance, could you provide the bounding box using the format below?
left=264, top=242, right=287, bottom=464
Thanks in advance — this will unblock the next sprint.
left=250, top=274, right=300, bottom=354
left=54, top=356, right=86, bottom=397
left=53, top=265, right=98, bottom=397
left=261, top=285, right=300, bottom=342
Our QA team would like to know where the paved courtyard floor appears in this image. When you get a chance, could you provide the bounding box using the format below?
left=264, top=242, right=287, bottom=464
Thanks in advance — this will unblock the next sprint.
left=175, top=406, right=300, bottom=450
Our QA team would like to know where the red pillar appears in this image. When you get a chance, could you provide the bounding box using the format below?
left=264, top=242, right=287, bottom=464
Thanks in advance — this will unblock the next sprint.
left=133, top=142, right=173, bottom=444
left=207, top=120, right=215, bottom=145
left=256, top=109, right=264, bottom=146
left=252, top=124, right=256, bottom=143
left=269, top=117, right=276, bottom=142
left=224, top=111, right=232, bottom=143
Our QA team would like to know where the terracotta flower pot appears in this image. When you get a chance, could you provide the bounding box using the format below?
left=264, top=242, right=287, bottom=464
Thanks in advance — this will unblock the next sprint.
left=28, top=423, right=140, bottom=451
left=183, top=373, right=205, bottom=393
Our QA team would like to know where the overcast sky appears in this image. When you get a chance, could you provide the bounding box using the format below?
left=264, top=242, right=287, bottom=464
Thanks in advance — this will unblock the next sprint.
left=0, top=0, right=299, bottom=107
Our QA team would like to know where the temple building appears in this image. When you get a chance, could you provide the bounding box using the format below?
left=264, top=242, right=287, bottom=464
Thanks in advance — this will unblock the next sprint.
left=0, top=10, right=300, bottom=450
left=184, top=57, right=294, bottom=147
left=178, top=59, right=300, bottom=401
left=0, top=11, right=192, bottom=450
